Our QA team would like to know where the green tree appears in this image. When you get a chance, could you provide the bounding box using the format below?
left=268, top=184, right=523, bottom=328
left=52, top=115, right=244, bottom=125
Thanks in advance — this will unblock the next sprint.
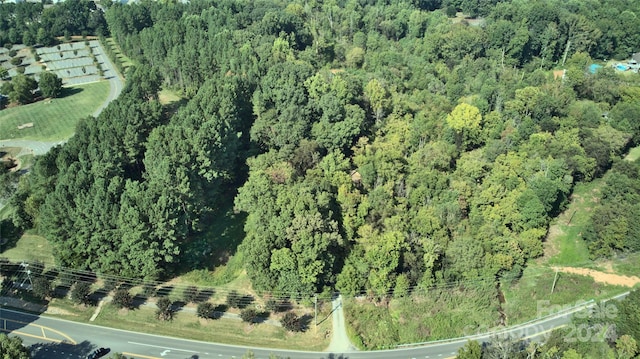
left=36, top=28, right=55, bottom=46
left=31, top=276, right=53, bottom=300
left=346, top=47, right=365, bottom=68
left=155, top=297, right=173, bottom=321
left=196, top=302, right=216, bottom=319
left=240, top=308, right=258, bottom=323
left=0, top=334, right=30, bottom=359
left=7, top=74, right=37, bottom=104
left=280, top=312, right=303, bottom=332
left=457, top=340, right=482, bottom=359
left=616, top=335, right=638, bottom=359
left=560, top=349, right=583, bottom=359
left=38, top=71, right=63, bottom=98
left=112, top=289, right=133, bottom=309
left=616, top=289, right=640, bottom=342
left=446, top=103, right=483, bottom=150
left=363, top=78, right=388, bottom=125
left=250, top=61, right=314, bottom=151
left=70, top=281, right=92, bottom=305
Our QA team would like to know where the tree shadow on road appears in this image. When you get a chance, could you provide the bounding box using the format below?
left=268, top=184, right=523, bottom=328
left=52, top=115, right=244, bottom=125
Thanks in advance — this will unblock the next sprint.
left=30, top=339, right=94, bottom=359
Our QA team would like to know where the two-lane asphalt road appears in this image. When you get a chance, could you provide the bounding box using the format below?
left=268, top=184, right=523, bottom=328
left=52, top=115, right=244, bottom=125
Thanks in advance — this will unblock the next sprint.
left=1, top=292, right=629, bottom=359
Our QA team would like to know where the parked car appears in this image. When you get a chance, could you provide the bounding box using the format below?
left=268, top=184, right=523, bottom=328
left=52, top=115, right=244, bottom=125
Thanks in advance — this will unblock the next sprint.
left=87, top=347, right=110, bottom=359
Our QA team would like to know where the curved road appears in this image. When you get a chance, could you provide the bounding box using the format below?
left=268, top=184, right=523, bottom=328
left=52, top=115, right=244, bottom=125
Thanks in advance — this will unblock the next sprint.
left=1, top=292, right=629, bottom=359
left=91, top=40, right=124, bottom=118
left=0, top=39, right=124, bottom=156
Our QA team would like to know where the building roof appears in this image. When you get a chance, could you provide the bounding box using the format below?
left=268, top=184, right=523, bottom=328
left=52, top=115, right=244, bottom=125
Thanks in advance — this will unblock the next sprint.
left=633, top=52, right=640, bottom=64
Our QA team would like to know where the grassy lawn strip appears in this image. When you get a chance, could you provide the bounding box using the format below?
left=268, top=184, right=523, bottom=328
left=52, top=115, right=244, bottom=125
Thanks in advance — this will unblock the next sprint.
left=85, top=302, right=331, bottom=351
left=46, top=298, right=95, bottom=322
left=0, top=81, right=110, bottom=142
left=612, top=252, right=640, bottom=277
left=344, top=284, right=499, bottom=350
left=624, top=146, right=640, bottom=162
left=104, top=38, right=134, bottom=71
left=545, top=180, right=601, bottom=267
left=0, top=231, right=54, bottom=265
left=502, top=265, right=628, bottom=325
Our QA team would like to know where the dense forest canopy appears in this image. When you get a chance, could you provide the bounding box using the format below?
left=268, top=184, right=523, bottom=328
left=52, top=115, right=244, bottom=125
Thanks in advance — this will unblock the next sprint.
left=0, top=0, right=106, bottom=46
left=6, top=0, right=640, bottom=300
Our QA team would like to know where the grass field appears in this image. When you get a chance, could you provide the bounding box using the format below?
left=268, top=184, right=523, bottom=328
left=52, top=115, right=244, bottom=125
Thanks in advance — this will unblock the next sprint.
left=0, top=231, right=54, bottom=265
left=625, top=146, right=640, bottom=162
left=0, top=81, right=109, bottom=141
left=69, top=301, right=331, bottom=351
left=543, top=180, right=601, bottom=267
left=345, top=284, right=500, bottom=349
left=611, top=252, right=640, bottom=277
left=502, top=265, right=628, bottom=324
left=104, top=38, right=134, bottom=74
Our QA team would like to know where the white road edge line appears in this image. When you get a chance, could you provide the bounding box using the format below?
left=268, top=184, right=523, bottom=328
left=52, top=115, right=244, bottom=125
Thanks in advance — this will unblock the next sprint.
left=127, top=341, right=199, bottom=353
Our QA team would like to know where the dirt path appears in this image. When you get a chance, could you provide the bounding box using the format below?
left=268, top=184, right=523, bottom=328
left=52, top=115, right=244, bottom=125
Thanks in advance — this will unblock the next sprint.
left=326, top=294, right=357, bottom=352
left=551, top=266, right=640, bottom=287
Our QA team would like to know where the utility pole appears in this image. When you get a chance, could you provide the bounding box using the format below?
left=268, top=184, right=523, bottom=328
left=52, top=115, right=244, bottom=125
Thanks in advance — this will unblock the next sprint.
left=19, top=262, right=32, bottom=290
left=550, top=269, right=559, bottom=294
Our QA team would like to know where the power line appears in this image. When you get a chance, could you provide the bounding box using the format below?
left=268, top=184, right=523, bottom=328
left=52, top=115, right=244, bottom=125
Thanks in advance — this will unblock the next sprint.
left=1, top=257, right=565, bottom=303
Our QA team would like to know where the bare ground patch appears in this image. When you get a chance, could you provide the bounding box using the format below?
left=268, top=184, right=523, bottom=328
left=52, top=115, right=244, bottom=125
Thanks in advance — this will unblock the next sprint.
left=551, top=266, right=640, bottom=287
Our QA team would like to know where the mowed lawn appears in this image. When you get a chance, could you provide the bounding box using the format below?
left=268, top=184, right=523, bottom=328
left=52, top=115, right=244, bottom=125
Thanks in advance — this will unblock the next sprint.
left=0, top=231, right=54, bottom=265
left=0, top=81, right=109, bottom=142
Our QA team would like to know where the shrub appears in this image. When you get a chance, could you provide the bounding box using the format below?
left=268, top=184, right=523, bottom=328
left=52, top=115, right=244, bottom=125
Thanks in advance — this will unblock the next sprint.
left=196, top=302, right=216, bottom=319
left=240, top=308, right=258, bottom=323
left=8, top=49, right=17, bottom=58
left=16, top=66, right=25, bottom=74
left=10, top=57, right=21, bottom=66
left=155, top=297, right=173, bottom=321
left=31, top=276, right=52, bottom=299
left=281, top=312, right=303, bottom=332
left=70, top=282, right=91, bottom=304
left=112, top=289, right=133, bottom=309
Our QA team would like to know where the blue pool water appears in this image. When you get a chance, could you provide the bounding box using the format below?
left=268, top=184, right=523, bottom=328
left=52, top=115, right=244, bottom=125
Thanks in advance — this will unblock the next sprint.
left=616, top=64, right=630, bottom=71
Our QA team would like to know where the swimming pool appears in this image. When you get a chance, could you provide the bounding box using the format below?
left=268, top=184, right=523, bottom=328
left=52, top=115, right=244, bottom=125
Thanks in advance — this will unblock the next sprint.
left=616, top=64, right=630, bottom=71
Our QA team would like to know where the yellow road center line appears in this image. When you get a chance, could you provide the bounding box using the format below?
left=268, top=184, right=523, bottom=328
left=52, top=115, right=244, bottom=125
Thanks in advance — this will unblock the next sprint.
left=42, top=326, right=77, bottom=345
left=0, top=328, right=62, bottom=343
left=1, top=319, right=76, bottom=345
